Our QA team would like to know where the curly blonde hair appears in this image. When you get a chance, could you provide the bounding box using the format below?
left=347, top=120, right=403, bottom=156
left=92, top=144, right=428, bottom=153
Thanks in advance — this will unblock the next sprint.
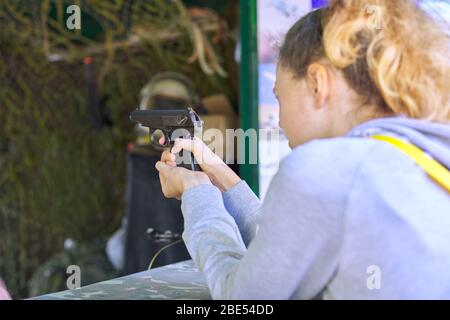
left=280, top=0, right=450, bottom=122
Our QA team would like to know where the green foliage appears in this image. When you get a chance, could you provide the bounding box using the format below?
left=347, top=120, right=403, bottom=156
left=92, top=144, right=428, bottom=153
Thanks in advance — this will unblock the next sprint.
left=0, top=0, right=236, bottom=298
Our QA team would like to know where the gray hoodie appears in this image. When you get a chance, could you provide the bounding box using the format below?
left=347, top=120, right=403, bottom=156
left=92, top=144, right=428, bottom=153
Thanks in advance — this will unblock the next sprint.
left=180, top=117, right=450, bottom=300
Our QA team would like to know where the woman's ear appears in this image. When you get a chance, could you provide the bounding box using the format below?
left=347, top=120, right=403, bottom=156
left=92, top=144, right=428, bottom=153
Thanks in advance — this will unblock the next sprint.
left=306, top=63, right=330, bottom=109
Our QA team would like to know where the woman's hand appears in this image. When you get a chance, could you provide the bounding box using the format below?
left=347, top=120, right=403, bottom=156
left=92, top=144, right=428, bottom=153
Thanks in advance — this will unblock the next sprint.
left=170, top=137, right=241, bottom=192
left=156, top=151, right=211, bottom=200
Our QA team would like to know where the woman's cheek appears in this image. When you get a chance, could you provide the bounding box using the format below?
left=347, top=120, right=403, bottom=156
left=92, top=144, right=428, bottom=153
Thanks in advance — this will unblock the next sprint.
left=279, top=102, right=293, bottom=132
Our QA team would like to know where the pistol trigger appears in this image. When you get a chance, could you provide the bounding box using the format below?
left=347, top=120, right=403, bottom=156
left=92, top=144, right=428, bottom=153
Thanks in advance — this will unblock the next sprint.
left=176, top=116, right=188, bottom=125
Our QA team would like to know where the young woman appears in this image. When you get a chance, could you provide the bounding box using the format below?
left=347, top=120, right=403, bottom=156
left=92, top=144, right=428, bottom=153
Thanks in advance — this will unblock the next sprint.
left=155, top=0, right=450, bottom=299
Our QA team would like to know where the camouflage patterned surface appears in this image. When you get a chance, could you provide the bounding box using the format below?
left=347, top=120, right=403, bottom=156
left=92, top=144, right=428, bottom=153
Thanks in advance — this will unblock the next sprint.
left=30, top=260, right=211, bottom=300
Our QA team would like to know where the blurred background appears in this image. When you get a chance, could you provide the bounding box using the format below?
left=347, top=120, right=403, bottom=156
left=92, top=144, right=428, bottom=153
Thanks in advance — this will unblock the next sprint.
left=0, top=0, right=447, bottom=300
left=0, top=0, right=239, bottom=299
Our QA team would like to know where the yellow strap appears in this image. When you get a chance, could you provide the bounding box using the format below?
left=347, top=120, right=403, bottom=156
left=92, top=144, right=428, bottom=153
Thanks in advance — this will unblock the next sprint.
left=371, top=135, right=450, bottom=194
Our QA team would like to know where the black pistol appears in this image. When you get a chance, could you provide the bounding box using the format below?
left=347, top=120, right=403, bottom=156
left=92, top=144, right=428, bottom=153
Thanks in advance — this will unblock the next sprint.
left=129, top=107, right=203, bottom=171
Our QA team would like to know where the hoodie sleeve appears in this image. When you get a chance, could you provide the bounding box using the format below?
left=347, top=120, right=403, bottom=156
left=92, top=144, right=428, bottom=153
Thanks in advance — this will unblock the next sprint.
left=221, top=181, right=262, bottom=246
left=181, top=139, right=373, bottom=299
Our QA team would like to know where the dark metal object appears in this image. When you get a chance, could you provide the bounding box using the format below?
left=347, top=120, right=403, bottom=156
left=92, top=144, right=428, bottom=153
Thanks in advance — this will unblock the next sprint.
left=129, top=108, right=203, bottom=171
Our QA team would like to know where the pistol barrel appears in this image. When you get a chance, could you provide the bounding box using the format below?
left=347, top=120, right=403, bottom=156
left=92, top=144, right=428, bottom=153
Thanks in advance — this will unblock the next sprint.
left=129, top=109, right=201, bottom=128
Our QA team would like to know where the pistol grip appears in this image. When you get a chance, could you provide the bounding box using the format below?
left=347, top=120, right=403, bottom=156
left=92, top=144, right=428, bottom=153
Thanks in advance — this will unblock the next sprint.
left=176, top=150, right=202, bottom=171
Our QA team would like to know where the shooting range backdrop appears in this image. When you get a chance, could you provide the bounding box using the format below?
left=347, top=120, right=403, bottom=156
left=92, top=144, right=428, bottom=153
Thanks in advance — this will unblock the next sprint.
left=0, top=0, right=237, bottom=298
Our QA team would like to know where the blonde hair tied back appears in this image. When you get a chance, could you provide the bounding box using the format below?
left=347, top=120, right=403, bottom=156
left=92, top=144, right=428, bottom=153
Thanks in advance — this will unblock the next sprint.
left=324, top=0, right=450, bottom=122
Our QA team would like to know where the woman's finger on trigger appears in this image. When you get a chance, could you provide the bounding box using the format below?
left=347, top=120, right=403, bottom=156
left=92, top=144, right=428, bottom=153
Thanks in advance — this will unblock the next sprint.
left=171, top=138, right=194, bottom=154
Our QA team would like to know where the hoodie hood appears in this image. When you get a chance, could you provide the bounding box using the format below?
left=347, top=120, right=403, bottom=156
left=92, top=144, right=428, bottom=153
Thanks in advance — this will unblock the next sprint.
left=347, top=117, right=450, bottom=170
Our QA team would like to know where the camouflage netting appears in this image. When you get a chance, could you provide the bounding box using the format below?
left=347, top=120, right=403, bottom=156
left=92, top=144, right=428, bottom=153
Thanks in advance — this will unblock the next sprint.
left=0, top=0, right=237, bottom=298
